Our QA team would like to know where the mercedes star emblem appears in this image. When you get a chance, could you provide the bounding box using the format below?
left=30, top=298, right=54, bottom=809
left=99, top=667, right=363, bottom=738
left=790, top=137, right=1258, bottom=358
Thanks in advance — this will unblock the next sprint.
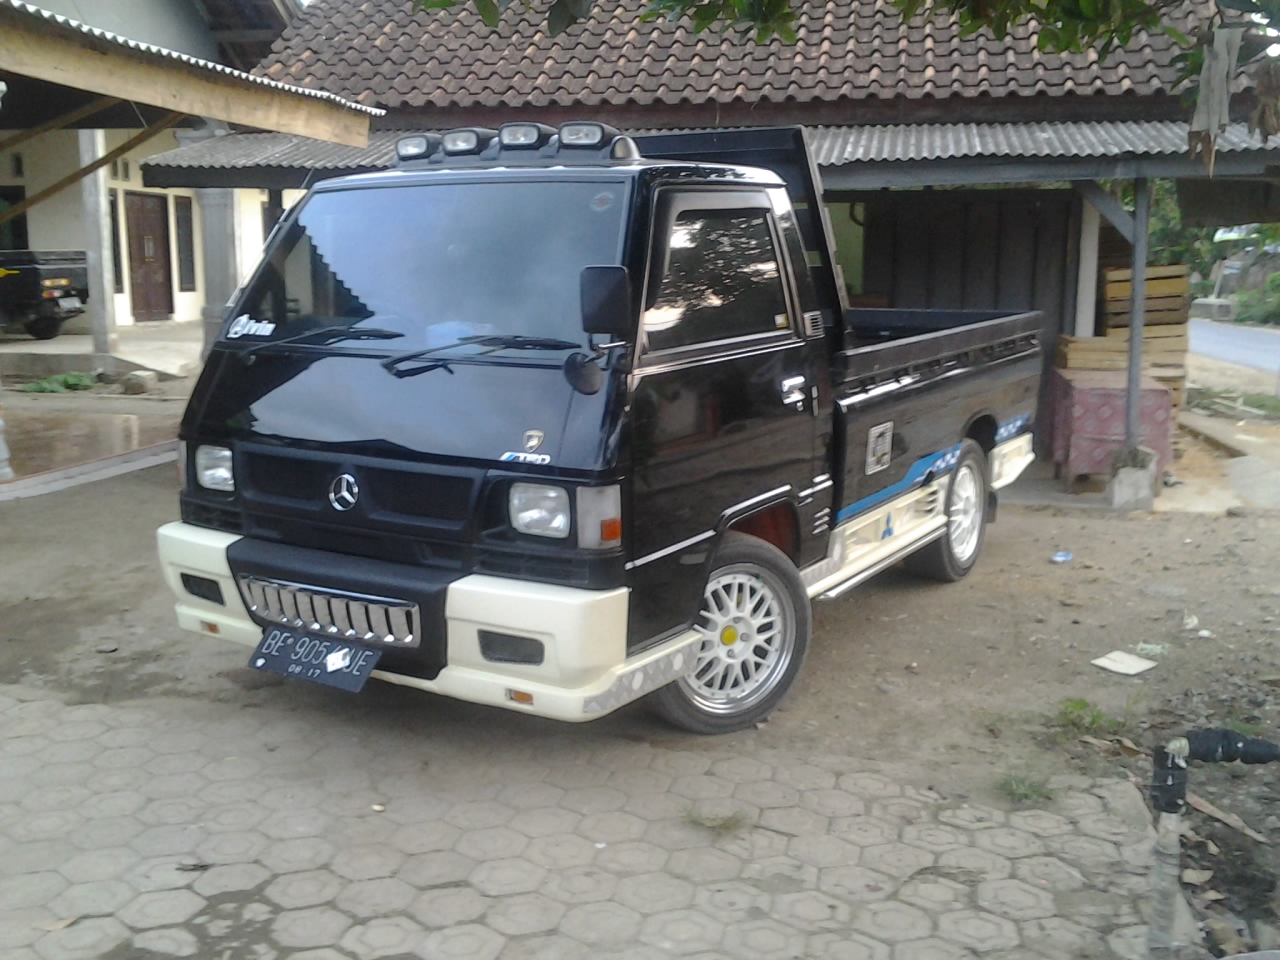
left=523, top=430, right=545, bottom=453
left=328, top=473, right=359, bottom=511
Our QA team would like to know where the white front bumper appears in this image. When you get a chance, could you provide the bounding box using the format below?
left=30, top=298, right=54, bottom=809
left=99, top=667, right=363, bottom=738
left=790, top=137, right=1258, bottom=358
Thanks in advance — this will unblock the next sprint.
left=156, top=522, right=699, bottom=722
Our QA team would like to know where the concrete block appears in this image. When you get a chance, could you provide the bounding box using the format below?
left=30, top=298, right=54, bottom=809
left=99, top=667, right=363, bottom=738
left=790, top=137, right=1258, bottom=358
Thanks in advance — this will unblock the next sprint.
left=120, top=370, right=159, bottom=394
left=1107, top=447, right=1157, bottom=511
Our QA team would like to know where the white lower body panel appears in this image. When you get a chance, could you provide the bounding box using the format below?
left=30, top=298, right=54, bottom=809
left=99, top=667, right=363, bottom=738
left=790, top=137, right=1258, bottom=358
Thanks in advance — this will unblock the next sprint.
left=156, top=521, right=698, bottom=723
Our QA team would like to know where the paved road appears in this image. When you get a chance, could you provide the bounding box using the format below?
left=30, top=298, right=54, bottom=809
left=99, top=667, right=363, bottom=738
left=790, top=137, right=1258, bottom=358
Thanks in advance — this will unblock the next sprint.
left=0, top=684, right=1168, bottom=960
left=1190, top=317, right=1280, bottom=372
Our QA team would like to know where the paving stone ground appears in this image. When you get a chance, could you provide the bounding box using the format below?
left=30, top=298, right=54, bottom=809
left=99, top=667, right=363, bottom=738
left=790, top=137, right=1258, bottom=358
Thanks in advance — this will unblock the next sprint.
left=0, top=683, right=1167, bottom=960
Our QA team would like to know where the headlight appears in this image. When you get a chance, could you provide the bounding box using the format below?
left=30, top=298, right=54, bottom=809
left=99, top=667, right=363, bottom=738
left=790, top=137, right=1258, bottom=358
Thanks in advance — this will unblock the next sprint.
left=510, top=483, right=570, bottom=539
left=195, top=445, right=235, bottom=492
left=577, top=485, right=622, bottom=549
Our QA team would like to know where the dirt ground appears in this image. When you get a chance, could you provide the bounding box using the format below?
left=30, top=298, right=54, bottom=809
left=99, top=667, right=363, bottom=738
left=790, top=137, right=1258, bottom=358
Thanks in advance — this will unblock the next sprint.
left=2, top=466, right=1279, bottom=940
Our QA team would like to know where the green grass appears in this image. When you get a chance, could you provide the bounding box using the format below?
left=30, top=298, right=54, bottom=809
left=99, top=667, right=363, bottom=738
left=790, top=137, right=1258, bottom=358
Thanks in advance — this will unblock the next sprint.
left=21, top=371, right=97, bottom=393
left=997, top=770, right=1054, bottom=808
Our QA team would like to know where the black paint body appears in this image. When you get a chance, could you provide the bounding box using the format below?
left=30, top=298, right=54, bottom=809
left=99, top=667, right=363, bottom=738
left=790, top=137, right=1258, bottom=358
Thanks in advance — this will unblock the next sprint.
left=179, top=127, right=1042, bottom=669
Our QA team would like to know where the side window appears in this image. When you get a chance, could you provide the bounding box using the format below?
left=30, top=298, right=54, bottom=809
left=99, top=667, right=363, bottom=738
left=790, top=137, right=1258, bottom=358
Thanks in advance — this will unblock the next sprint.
left=643, top=206, right=790, bottom=353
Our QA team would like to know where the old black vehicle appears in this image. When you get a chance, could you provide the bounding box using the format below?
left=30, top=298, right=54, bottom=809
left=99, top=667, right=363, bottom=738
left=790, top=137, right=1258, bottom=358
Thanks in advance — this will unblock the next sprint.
left=0, top=249, right=88, bottom=339
left=158, top=124, right=1039, bottom=733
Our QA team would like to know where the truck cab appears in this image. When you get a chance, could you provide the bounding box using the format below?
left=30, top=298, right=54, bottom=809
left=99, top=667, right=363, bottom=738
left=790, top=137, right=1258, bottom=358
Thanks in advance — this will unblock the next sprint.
left=158, top=123, right=1039, bottom=733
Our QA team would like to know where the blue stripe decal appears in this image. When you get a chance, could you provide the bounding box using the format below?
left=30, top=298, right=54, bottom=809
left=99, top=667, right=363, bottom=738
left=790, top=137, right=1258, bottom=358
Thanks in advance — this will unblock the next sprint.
left=833, top=412, right=1032, bottom=526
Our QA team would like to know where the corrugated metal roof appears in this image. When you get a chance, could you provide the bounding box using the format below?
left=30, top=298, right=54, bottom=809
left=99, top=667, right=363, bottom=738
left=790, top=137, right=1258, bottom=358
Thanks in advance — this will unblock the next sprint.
left=805, top=121, right=1280, bottom=164
left=0, top=0, right=383, bottom=117
left=144, top=130, right=403, bottom=171
left=143, top=121, right=1280, bottom=180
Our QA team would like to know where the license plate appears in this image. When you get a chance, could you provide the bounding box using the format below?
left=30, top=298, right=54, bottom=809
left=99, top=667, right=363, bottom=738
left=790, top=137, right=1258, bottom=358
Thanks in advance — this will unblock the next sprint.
left=57, top=296, right=81, bottom=310
left=249, top=627, right=381, bottom=692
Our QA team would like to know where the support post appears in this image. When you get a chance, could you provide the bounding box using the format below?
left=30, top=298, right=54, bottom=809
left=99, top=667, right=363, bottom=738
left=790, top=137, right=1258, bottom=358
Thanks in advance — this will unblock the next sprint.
left=195, top=187, right=237, bottom=358
left=1125, top=178, right=1152, bottom=454
left=0, top=372, right=13, bottom=482
left=1074, top=201, right=1100, bottom=337
left=78, top=129, right=118, bottom=355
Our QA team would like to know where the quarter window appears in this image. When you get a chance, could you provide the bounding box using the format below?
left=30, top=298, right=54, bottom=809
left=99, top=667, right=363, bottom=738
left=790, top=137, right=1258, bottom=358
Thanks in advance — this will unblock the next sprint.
left=644, top=207, right=790, bottom=352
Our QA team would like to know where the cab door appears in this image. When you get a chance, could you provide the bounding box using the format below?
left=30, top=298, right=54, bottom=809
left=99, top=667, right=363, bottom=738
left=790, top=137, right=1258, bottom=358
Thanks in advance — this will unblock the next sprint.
left=626, top=188, right=819, bottom=649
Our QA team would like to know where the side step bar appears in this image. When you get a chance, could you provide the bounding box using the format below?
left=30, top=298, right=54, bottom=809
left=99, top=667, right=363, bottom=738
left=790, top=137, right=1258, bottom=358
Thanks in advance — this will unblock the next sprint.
left=814, top=527, right=947, bottom=601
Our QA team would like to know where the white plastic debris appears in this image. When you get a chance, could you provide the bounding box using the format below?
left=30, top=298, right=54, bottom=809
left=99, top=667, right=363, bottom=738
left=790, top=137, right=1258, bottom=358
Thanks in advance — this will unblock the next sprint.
left=1091, top=651, right=1159, bottom=675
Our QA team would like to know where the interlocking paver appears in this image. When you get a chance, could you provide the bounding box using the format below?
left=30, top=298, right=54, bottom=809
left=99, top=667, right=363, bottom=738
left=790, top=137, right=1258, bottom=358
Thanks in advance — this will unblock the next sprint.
left=264, top=869, right=345, bottom=909
left=891, top=936, right=975, bottom=959
left=1043, top=834, right=1120, bottom=871
left=418, top=922, right=505, bottom=960
left=338, top=916, right=426, bottom=958
left=975, top=878, right=1056, bottom=920
left=486, top=892, right=566, bottom=936
left=694, top=880, right=771, bottom=923
left=972, top=828, right=1045, bottom=859
left=832, top=816, right=898, bottom=846
left=819, top=865, right=895, bottom=903
left=935, top=909, right=1020, bottom=951
left=410, top=886, right=491, bottom=927
left=398, top=850, right=476, bottom=887
left=456, top=828, right=528, bottom=863
left=666, top=846, right=743, bottom=883
left=772, top=890, right=850, bottom=931
left=853, top=901, right=933, bottom=943
left=596, top=840, right=670, bottom=875
left=48, top=880, right=134, bottom=917
left=1012, top=856, right=1086, bottom=892
left=117, top=889, right=206, bottom=929
left=331, top=843, right=406, bottom=880
left=711, top=757, right=773, bottom=783
left=121, top=857, right=194, bottom=893
left=539, top=865, right=617, bottom=904
left=937, top=805, right=1006, bottom=830
left=901, top=823, right=970, bottom=853
left=56, top=847, right=140, bottom=883
left=788, top=833, right=859, bottom=869
left=509, top=807, right=581, bottom=838
left=261, top=837, right=336, bottom=873
left=0, top=907, right=54, bottom=950
left=1075, top=812, right=1145, bottom=844
left=1020, top=916, right=1106, bottom=959
left=897, top=876, right=971, bottom=913
left=1007, top=810, right=1074, bottom=837
left=808, top=931, right=890, bottom=959
left=271, top=906, right=353, bottom=949
left=860, top=842, right=935, bottom=878
left=523, top=833, right=597, bottom=869
left=1051, top=791, right=1104, bottom=818
left=615, top=872, right=695, bottom=913
left=578, top=810, right=648, bottom=843
left=129, top=825, right=205, bottom=858
left=723, top=917, right=807, bottom=959
left=192, top=862, right=271, bottom=896
left=470, top=857, right=547, bottom=896
left=32, top=916, right=129, bottom=960
left=0, top=873, right=68, bottom=910
left=936, top=847, right=1013, bottom=881
left=802, top=789, right=866, bottom=818
left=336, top=877, right=418, bottom=917
left=194, top=829, right=269, bottom=865
left=76, top=791, right=145, bottom=820
left=131, top=927, right=199, bottom=957
left=639, top=907, right=725, bottom=954
left=775, top=763, right=837, bottom=791
left=559, top=900, right=642, bottom=945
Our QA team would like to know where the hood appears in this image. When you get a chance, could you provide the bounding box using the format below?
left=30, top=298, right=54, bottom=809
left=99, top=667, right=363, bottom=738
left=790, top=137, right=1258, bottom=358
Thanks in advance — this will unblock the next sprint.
left=188, top=348, right=622, bottom=474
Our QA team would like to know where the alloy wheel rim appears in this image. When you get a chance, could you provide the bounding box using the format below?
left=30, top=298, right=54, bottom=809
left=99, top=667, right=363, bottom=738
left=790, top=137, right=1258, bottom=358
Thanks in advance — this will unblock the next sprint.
left=678, top=564, right=795, bottom=716
left=948, top=461, right=982, bottom=563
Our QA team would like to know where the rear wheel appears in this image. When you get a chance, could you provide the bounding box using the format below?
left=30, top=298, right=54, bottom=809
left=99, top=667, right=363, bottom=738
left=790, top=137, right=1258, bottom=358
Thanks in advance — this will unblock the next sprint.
left=653, top=533, right=810, bottom=734
left=904, top=438, right=988, bottom=582
left=24, top=317, right=61, bottom=340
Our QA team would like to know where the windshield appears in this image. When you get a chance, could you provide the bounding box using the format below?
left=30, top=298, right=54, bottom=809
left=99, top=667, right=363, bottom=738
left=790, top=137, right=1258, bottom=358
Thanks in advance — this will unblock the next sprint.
left=231, top=179, right=628, bottom=352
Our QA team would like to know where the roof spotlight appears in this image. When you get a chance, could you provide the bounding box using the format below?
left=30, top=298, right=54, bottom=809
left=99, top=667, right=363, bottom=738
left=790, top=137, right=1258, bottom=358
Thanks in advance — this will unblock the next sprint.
left=396, top=134, right=439, bottom=160
left=441, top=128, right=497, bottom=155
left=499, top=123, right=556, bottom=149
left=559, top=122, right=621, bottom=148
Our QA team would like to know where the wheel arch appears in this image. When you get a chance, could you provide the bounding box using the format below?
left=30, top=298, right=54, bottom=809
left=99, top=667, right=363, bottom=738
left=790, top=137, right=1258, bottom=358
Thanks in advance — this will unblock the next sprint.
left=964, top=413, right=998, bottom=458
left=717, top=496, right=801, bottom=566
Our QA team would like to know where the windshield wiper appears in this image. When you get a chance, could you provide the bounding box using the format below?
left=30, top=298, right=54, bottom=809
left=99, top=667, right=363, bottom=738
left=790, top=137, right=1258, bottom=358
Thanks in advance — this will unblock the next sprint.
left=381, top=335, right=583, bottom=373
left=238, top=324, right=404, bottom=362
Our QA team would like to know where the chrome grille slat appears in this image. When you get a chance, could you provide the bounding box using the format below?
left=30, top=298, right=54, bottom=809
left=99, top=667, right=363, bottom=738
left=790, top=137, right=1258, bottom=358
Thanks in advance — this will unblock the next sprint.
left=236, top=576, right=420, bottom=648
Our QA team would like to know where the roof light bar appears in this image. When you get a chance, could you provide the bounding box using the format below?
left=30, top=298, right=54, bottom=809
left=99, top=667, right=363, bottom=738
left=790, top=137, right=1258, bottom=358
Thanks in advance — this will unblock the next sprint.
left=559, top=122, right=620, bottom=148
left=442, top=128, right=497, bottom=155
left=396, top=134, right=439, bottom=160
left=499, top=123, right=556, bottom=149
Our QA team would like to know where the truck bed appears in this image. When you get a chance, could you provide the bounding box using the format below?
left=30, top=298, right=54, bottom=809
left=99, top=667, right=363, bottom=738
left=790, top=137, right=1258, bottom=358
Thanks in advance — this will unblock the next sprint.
left=838, top=308, right=1044, bottom=377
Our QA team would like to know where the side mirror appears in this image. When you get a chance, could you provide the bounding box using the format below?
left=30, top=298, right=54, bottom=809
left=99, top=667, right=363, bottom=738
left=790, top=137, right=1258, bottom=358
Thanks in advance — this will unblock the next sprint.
left=580, top=265, right=631, bottom=338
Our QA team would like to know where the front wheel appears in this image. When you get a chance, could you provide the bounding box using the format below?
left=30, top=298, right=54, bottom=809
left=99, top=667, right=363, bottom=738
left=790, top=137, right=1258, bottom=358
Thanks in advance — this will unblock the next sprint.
left=24, top=316, right=62, bottom=340
left=904, top=438, right=988, bottom=582
left=652, top=532, right=811, bottom=734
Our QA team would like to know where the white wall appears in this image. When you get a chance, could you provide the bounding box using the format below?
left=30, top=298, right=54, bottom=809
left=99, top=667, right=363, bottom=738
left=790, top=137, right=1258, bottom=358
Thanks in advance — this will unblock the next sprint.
left=0, top=129, right=86, bottom=251
left=234, top=188, right=269, bottom=286
left=24, top=0, right=220, bottom=60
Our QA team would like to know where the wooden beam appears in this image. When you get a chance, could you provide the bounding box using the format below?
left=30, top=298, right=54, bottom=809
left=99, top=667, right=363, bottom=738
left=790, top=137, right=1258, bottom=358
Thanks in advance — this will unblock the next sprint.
left=0, top=96, right=120, bottom=153
left=0, top=113, right=182, bottom=227
left=1074, top=181, right=1135, bottom=244
left=0, top=13, right=370, bottom=147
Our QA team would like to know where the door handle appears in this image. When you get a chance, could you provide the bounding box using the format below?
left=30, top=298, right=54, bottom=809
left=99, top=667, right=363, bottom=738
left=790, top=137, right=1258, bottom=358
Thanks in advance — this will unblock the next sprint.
left=780, top=375, right=807, bottom=406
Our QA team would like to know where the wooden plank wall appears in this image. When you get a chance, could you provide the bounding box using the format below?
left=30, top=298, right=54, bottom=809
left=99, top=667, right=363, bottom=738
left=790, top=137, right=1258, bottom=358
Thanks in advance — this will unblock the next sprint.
left=836, top=189, right=1076, bottom=451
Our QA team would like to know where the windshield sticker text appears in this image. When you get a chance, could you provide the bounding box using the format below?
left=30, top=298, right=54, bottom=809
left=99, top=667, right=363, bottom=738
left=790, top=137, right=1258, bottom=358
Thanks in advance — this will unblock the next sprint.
left=501, top=451, right=552, bottom=465
left=226, top=314, right=276, bottom=339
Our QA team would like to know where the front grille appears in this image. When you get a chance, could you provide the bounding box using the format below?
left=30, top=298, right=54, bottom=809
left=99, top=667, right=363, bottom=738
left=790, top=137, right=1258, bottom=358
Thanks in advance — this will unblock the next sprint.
left=364, top=468, right=472, bottom=523
left=236, top=575, right=420, bottom=647
left=244, top=453, right=330, bottom=502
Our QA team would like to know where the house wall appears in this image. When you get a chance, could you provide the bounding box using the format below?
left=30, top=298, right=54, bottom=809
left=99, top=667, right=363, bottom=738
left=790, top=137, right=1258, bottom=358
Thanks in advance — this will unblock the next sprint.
left=0, top=129, right=87, bottom=251
left=25, top=0, right=220, bottom=60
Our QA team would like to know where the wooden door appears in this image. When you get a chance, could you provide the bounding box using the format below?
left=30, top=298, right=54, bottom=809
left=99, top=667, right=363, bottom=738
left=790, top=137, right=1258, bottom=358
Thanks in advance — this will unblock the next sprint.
left=125, top=192, right=173, bottom=321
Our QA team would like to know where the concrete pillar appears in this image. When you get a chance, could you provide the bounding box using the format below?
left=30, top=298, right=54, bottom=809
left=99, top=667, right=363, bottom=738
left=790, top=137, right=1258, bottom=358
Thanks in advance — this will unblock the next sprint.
left=1073, top=201, right=1100, bottom=337
left=1126, top=178, right=1152, bottom=454
left=78, top=129, right=118, bottom=354
left=0, top=372, right=13, bottom=482
left=195, top=187, right=237, bottom=357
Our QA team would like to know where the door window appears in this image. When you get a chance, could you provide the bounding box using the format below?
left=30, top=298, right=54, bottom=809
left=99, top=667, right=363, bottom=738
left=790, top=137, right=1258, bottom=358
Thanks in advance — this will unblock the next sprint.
left=644, top=206, right=790, bottom=353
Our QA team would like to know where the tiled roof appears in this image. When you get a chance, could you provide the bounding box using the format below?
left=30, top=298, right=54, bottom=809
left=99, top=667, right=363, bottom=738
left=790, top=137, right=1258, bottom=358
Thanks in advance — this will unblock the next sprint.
left=257, top=0, right=1202, bottom=111
left=0, top=0, right=383, bottom=116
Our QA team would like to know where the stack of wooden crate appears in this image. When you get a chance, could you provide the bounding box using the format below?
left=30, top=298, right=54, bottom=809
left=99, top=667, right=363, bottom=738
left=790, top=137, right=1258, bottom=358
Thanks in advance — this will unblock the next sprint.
left=1054, top=264, right=1190, bottom=409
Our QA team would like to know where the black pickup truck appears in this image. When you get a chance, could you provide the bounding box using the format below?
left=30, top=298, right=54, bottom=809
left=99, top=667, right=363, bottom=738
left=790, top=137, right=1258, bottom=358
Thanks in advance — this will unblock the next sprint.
left=158, top=125, right=1040, bottom=733
left=0, top=250, right=89, bottom=339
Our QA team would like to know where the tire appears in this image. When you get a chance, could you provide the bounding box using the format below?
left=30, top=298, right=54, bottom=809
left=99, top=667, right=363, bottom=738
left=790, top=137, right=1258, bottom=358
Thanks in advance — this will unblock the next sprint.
left=904, top=438, right=988, bottom=582
left=652, top=532, right=811, bottom=734
left=24, top=317, right=61, bottom=340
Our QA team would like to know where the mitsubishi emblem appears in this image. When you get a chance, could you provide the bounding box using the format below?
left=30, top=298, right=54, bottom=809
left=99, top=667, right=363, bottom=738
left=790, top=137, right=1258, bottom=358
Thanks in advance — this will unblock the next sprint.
left=328, top=473, right=359, bottom=512
left=523, top=430, right=545, bottom=453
